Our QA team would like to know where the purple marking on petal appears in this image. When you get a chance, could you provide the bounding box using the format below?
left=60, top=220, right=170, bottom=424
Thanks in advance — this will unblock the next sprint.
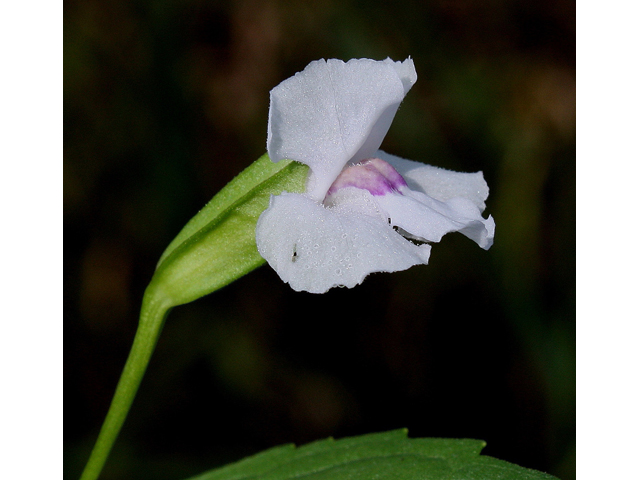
left=325, top=158, right=408, bottom=198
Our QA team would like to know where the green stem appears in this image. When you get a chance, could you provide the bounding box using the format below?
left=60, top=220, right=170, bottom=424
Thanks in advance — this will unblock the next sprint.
left=80, top=283, right=173, bottom=480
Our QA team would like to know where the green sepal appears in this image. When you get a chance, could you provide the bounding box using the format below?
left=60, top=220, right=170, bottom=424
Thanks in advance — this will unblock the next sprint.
left=151, top=153, right=308, bottom=307
left=185, top=429, right=559, bottom=480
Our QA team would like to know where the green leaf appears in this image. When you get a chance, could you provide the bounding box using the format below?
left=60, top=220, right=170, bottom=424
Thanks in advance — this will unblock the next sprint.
left=185, top=430, right=558, bottom=480
left=151, top=153, right=308, bottom=307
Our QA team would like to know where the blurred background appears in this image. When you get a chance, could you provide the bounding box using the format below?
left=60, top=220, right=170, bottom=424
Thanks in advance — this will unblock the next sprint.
left=64, top=0, right=575, bottom=478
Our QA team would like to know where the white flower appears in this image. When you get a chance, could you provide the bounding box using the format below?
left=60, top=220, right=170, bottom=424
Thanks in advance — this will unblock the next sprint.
left=256, top=58, right=495, bottom=293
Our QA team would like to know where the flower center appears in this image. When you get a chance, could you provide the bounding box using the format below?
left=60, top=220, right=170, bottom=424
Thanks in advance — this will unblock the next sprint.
left=324, top=158, right=408, bottom=200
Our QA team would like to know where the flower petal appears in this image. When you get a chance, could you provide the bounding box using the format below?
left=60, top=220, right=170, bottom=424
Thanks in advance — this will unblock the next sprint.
left=376, top=150, right=491, bottom=211
left=267, top=58, right=417, bottom=200
left=256, top=191, right=431, bottom=294
left=375, top=189, right=495, bottom=249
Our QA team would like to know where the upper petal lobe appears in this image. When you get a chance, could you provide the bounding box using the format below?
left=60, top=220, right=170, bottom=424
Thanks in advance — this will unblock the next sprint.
left=267, top=58, right=417, bottom=199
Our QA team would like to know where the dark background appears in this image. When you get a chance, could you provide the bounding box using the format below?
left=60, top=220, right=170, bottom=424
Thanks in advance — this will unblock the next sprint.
left=65, top=0, right=575, bottom=478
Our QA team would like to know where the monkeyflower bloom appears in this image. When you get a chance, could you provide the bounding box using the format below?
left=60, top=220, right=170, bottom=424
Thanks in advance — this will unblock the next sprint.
left=256, top=58, right=495, bottom=293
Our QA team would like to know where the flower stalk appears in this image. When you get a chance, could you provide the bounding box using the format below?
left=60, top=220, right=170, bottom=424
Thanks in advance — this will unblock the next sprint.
left=79, top=282, right=172, bottom=480
left=79, top=155, right=308, bottom=479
